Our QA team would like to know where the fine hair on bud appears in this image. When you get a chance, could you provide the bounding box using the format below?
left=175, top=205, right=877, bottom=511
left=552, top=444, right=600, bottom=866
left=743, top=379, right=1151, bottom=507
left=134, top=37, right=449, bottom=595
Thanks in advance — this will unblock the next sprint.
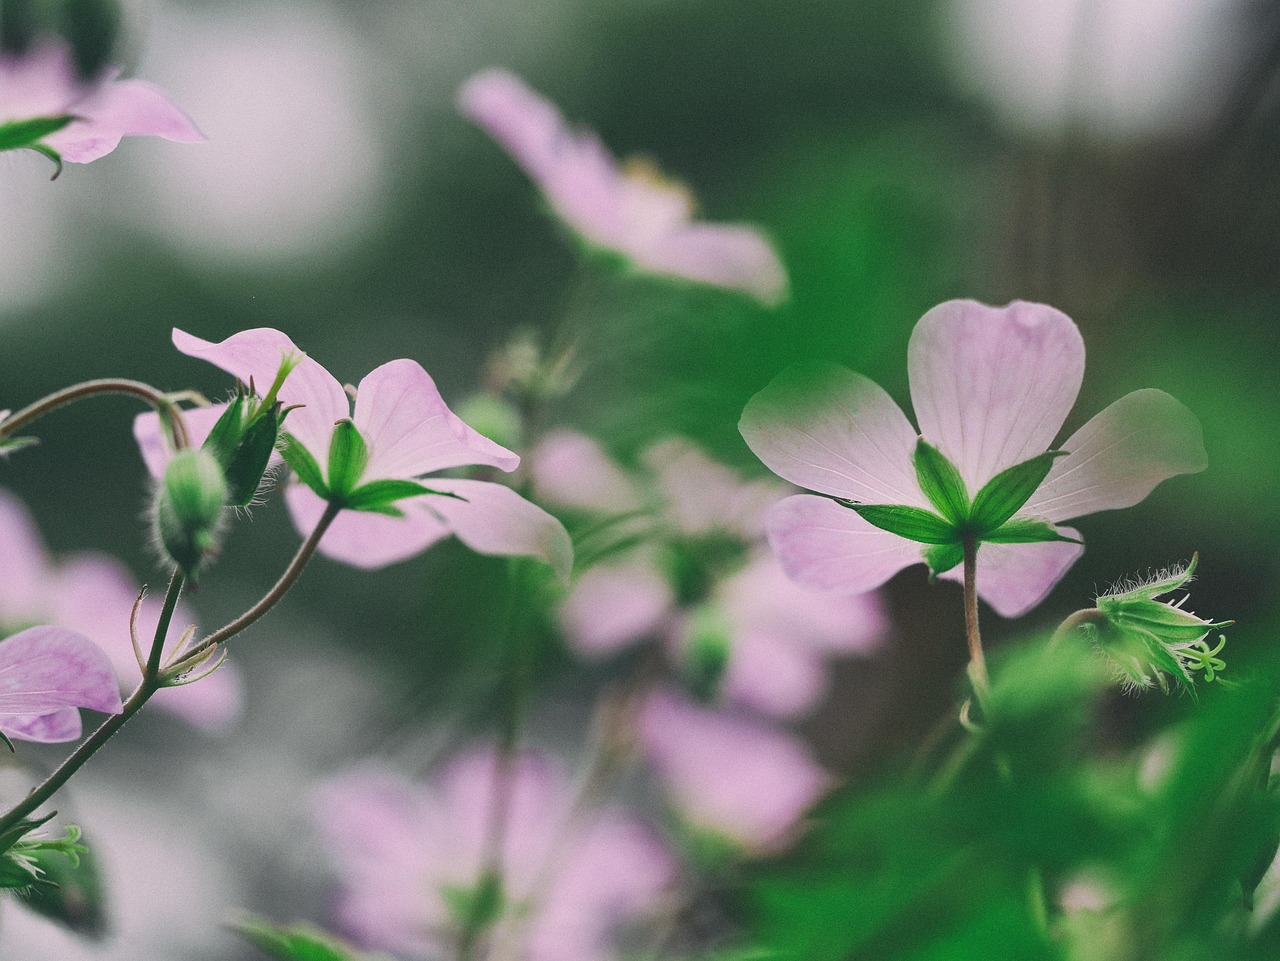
left=152, top=447, right=229, bottom=579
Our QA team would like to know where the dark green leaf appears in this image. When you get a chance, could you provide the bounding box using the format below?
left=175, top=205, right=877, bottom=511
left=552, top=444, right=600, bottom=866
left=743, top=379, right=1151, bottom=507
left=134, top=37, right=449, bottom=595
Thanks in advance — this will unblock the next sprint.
left=913, top=438, right=969, bottom=525
left=0, top=115, right=75, bottom=152
left=279, top=434, right=328, bottom=498
left=982, top=517, right=1080, bottom=544
left=326, top=419, right=368, bottom=500
left=847, top=503, right=958, bottom=545
left=923, top=542, right=963, bottom=579
left=234, top=918, right=364, bottom=961
left=969, top=451, right=1065, bottom=536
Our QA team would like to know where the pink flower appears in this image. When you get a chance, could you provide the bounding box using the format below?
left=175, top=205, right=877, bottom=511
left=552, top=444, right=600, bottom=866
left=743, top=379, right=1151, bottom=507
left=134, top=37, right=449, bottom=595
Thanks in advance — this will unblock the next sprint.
left=534, top=432, right=886, bottom=718
left=457, top=69, right=788, bottom=305
left=147, top=328, right=572, bottom=577
left=0, top=488, right=242, bottom=731
left=0, top=39, right=203, bottom=167
left=0, top=625, right=123, bottom=743
left=313, top=748, right=674, bottom=961
left=740, top=299, right=1208, bottom=617
left=637, top=690, right=830, bottom=852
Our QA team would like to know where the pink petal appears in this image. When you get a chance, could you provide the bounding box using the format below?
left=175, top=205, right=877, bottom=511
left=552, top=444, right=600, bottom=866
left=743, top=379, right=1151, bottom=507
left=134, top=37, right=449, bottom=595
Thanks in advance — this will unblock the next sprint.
left=0, top=487, right=52, bottom=626
left=0, top=41, right=82, bottom=118
left=285, top=484, right=449, bottom=569
left=908, top=300, right=1085, bottom=493
left=559, top=558, right=674, bottom=656
left=638, top=690, right=830, bottom=851
left=938, top=527, right=1084, bottom=618
left=638, top=221, right=788, bottom=305
left=765, top=494, right=924, bottom=594
left=740, top=362, right=927, bottom=506
left=172, top=327, right=348, bottom=467
left=0, top=707, right=83, bottom=743
left=50, top=78, right=204, bottom=163
left=133, top=404, right=230, bottom=477
left=717, top=630, right=828, bottom=718
left=353, top=359, right=518, bottom=480
left=1022, top=388, right=1207, bottom=522
left=0, top=626, right=123, bottom=735
left=643, top=437, right=782, bottom=539
left=529, top=430, right=641, bottom=514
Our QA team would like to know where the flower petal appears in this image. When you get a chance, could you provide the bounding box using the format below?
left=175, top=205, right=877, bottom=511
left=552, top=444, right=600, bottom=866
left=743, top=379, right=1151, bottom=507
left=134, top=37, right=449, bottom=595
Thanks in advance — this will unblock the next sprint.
left=908, top=300, right=1085, bottom=492
left=643, top=437, right=782, bottom=539
left=740, top=362, right=926, bottom=506
left=0, top=487, right=52, bottom=627
left=1022, top=389, right=1207, bottom=522
left=133, top=404, right=230, bottom=477
left=529, top=430, right=642, bottom=514
left=559, top=558, right=674, bottom=656
left=285, top=484, right=449, bottom=569
left=172, top=327, right=348, bottom=467
left=0, top=625, right=123, bottom=722
left=636, top=221, right=788, bottom=305
left=0, top=707, right=82, bottom=743
left=353, top=359, right=518, bottom=480
left=50, top=78, right=204, bottom=163
left=718, top=631, right=828, bottom=719
left=420, top=479, right=574, bottom=583
left=765, top=494, right=924, bottom=594
left=939, top=527, right=1084, bottom=617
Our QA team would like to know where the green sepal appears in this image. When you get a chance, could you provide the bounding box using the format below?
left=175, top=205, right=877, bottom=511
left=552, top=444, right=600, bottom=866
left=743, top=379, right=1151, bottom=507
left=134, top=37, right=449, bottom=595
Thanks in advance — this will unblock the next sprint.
left=154, top=448, right=228, bottom=580
left=442, top=870, right=505, bottom=935
left=922, top=542, right=964, bottom=580
left=912, top=439, right=969, bottom=525
left=343, top=478, right=460, bottom=513
left=1107, top=603, right=1234, bottom=643
left=983, top=517, right=1081, bottom=544
left=969, top=450, right=1066, bottom=536
left=223, top=407, right=280, bottom=507
left=0, top=813, right=57, bottom=858
left=30, top=143, right=64, bottom=179
left=0, top=729, right=12, bottom=752
left=201, top=394, right=249, bottom=468
left=846, top=503, right=959, bottom=545
left=326, top=419, right=368, bottom=500
left=234, top=917, right=365, bottom=961
left=0, top=115, right=75, bottom=152
left=279, top=434, right=328, bottom=499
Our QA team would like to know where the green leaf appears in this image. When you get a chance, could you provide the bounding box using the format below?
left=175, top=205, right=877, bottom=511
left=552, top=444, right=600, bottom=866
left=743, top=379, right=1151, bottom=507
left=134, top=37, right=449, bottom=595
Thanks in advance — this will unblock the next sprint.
left=983, top=517, right=1080, bottom=544
left=0, top=115, right=75, bottom=152
left=846, top=503, right=958, bottom=545
left=234, top=918, right=365, bottom=961
left=344, top=478, right=461, bottom=512
left=326, top=419, right=368, bottom=500
left=912, top=438, right=969, bottom=525
left=279, top=434, right=328, bottom=499
left=969, top=451, right=1066, bottom=536
left=923, top=542, right=963, bottom=579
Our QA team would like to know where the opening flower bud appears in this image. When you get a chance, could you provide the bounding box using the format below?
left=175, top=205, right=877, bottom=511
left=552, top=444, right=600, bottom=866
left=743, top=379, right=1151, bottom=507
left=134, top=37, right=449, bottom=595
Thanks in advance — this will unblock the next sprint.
left=154, top=448, right=228, bottom=579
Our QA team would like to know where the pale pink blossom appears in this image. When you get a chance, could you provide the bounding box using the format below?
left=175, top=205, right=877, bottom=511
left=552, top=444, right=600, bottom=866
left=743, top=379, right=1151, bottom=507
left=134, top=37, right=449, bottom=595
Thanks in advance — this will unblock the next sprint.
left=740, top=300, right=1207, bottom=617
left=0, top=39, right=203, bottom=165
left=313, top=748, right=674, bottom=961
left=458, top=69, right=788, bottom=305
left=0, top=625, right=122, bottom=743
left=0, top=488, right=242, bottom=731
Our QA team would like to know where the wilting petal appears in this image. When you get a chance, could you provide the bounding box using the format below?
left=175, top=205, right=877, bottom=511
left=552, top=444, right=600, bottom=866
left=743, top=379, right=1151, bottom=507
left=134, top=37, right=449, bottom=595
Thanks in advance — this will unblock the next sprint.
left=765, top=495, right=924, bottom=594
left=638, top=690, right=830, bottom=850
left=353, top=359, right=518, bottom=480
left=740, top=362, right=927, bottom=506
left=0, top=487, right=52, bottom=626
left=50, top=78, right=204, bottom=163
left=420, top=479, right=574, bottom=582
left=908, top=300, right=1085, bottom=492
left=640, top=221, right=788, bottom=305
left=0, top=626, right=123, bottom=740
left=133, top=404, right=230, bottom=476
left=285, top=484, right=449, bottom=569
left=172, top=327, right=348, bottom=465
left=1023, top=389, right=1207, bottom=522
left=529, top=430, right=642, bottom=514
left=939, top=528, right=1084, bottom=618
left=559, top=558, right=674, bottom=656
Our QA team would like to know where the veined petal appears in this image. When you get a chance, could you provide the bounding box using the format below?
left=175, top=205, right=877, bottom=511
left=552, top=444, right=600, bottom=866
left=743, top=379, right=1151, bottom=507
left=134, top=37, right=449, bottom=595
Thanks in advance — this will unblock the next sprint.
left=285, top=484, right=449, bottom=569
left=0, top=707, right=82, bottom=743
left=939, top=527, right=1084, bottom=617
left=133, top=404, right=229, bottom=477
left=420, top=479, right=574, bottom=583
left=559, top=558, right=674, bottom=656
left=172, top=328, right=348, bottom=467
left=765, top=495, right=924, bottom=594
left=740, top=362, right=926, bottom=506
left=49, top=78, right=204, bottom=163
left=636, top=221, right=788, bottom=305
left=0, top=625, right=123, bottom=720
left=1023, top=389, right=1207, bottom=522
left=908, top=300, right=1085, bottom=492
left=353, top=359, right=518, bottom=480
left=0, top=487, right=52, bottom=626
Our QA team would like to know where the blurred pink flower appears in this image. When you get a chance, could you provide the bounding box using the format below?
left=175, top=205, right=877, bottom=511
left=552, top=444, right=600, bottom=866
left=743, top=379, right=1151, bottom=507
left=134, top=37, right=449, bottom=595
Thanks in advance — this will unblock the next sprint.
left=313, top=748, right=674, bottom=961
left=138, top=328, right=571, bottom=578
left=0, top=488, right=243, bottom=731
left=533, top=431, right=886, bottom=718
left=457, top=69, right=788, bottom=305
left=637, top=690, right=830, bottom=852
left=740, top=299, right=1208, bottom=617
left=0, top=39, right=203, bottom=165
left=0, top=625, right=122, bottom=743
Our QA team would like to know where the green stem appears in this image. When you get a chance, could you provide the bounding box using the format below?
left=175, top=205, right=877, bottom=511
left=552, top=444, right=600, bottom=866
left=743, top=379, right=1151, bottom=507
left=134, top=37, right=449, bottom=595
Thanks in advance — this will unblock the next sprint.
left=1049, top=607, right=1106, bottom=649
left=0, top=378, right=190, bottom=450
left=145, top=569, right=186, bottom=679
left=962, top=536, right=990, bottom=704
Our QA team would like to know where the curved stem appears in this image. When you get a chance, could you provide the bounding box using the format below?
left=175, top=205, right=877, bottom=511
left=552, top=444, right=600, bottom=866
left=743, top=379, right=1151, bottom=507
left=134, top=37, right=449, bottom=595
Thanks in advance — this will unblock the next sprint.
left=1049, top=607, right=1106, bottom=650
left=0, top=378, right=190, bottom=450
left=962, top=536, right=990, bottom=704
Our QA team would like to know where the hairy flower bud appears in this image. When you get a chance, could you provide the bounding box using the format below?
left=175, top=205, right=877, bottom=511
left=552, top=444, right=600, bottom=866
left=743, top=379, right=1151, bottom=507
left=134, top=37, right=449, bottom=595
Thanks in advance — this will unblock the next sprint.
left=154, top=448, right=227, bottom=579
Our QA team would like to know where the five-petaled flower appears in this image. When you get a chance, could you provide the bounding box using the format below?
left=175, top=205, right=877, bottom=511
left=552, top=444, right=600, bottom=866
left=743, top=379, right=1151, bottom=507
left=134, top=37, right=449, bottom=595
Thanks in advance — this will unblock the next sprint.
left=457, top=68, right=788, bottom=305
left=740, top=300, right=1208, bottom=617
left=137, top=328, right=572, bottom=578
left=0, top=39, right=203, bottom=174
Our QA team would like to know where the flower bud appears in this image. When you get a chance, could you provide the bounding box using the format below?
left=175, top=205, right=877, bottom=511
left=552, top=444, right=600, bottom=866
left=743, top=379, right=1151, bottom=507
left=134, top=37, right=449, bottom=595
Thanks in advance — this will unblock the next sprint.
left=154, top=448, right=228, bottom=579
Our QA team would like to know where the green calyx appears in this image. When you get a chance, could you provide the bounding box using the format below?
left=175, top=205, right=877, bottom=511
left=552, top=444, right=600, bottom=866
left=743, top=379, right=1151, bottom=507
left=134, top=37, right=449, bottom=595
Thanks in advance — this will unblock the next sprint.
left=846, top=439, right=1077, bottom=576
left=154, top=448, right=228, bottom=579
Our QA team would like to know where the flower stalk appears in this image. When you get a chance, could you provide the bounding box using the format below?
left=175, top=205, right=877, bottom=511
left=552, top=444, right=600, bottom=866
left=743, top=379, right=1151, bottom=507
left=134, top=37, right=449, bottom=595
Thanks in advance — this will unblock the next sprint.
left=0, top=378, right=190, bottom=451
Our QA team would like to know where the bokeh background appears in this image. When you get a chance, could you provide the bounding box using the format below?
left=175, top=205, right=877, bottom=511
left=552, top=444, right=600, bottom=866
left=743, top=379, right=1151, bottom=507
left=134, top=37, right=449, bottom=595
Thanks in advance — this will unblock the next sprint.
left=2, top=0, right=1278, bottom=956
